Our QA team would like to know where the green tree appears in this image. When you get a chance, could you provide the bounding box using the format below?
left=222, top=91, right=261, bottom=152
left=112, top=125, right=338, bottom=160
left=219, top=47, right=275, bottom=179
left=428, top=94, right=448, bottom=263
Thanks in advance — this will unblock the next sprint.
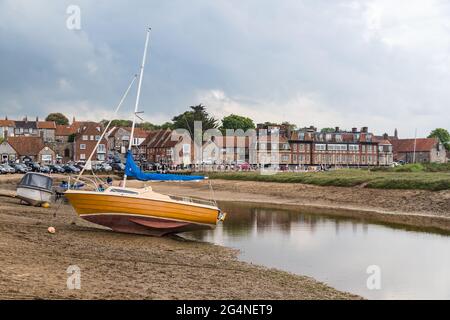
left=428, top=128, right=450, bottom=150
left=45, top=113, right=69, bottom=125
left=220, top=114, right=255, bottom=133
left=172, top=104, right=218, bottom=137
left=320, top=127, right=336, bottom=133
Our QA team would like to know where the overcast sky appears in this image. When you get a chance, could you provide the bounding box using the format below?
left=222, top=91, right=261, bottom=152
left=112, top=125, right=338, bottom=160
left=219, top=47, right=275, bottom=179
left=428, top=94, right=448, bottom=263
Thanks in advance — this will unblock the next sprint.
left=0, top=0, right=449, bottom=137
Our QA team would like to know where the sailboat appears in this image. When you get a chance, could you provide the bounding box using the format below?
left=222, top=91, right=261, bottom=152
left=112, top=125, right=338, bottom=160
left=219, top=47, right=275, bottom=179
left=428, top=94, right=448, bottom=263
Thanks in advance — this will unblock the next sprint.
left=65, top=28, right=226, bottom=236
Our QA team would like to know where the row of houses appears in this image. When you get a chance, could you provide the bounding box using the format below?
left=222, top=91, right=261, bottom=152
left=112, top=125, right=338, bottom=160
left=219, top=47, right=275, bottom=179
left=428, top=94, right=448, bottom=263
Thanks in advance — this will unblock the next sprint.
left=137, top=125, right=447, bottom=167
left=0, top=116, right=447, bottom=166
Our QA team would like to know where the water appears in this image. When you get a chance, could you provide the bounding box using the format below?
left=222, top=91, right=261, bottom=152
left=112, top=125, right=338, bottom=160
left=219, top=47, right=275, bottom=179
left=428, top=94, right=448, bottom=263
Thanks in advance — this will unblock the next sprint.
left=184, top=202, right=450, bottom=300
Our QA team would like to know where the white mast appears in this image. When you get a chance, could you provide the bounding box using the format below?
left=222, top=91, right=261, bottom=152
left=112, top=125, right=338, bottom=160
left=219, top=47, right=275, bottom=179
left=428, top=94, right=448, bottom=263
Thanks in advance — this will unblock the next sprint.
left=74, top=74, right=138, bottom=185
left=123, top=27, right=151, bottom=187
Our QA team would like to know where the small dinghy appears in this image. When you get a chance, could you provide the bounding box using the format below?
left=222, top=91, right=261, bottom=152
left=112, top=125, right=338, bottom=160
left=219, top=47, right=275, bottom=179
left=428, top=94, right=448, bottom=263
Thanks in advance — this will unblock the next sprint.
left=16, top=172, right=53, bottom=206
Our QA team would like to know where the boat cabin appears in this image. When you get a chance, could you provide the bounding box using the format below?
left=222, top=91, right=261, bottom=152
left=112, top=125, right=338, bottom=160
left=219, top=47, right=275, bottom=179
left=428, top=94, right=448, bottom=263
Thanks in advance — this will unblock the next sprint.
left=18, top=172, right=53, bottom=192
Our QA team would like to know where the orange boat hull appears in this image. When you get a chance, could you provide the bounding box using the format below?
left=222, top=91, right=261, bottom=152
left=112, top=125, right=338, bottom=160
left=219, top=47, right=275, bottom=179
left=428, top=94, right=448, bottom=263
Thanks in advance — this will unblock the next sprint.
left=65, top=190, right=220, bottom=236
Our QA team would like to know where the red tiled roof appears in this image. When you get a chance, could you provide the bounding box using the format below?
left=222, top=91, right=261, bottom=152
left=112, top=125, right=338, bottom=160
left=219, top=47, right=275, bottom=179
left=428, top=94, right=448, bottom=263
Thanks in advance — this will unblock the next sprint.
left=143, top=129, right=179, bottom=148
left=373, top=136, right=392, bottom=145
left=390, top=138, right=439, bottom=152
left=7, top=137, right=47, bottom=156
left=37, top=121, right=56, bottom=129
left=0, top=119, right=15, bottom=127
left=55, top=121, right=85, bottom=136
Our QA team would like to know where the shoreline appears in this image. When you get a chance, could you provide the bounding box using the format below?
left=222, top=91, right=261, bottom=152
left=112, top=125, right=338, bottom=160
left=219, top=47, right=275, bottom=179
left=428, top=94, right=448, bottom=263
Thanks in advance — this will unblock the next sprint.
left=0, top=176, right=360, bottom=300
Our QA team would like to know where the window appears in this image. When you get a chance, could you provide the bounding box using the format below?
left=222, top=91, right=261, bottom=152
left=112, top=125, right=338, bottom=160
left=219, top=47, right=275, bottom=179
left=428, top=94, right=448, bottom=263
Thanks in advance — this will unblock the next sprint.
left=97, top=154, right=105, bottom=161
left=315, top=144, right=326, bottom=151
left=110, top=188, right=138, bottom=195
left=349, top=144, right=359, bottom=152
left=336, top=134, right=342, bottom=142
left=80, top=144, right=86, bottom=150
left=90, top=135, right=94, bottom=141
left=259, top=143, right=266, bottom=150
left=80, top=154, right=86, bottom=160
left=95, top=135, right=101, bottom=141
left=282, top=155, right=289, bottom=162
left=97, top=144, right=106, bottom=153
left=82, top=135, right=88, bottom=141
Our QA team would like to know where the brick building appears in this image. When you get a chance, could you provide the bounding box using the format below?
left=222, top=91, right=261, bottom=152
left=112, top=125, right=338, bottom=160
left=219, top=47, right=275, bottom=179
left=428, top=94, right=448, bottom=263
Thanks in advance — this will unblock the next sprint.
left=390, top=138, right=446, bottom=163
left=73, top=122, right=107, bottom=162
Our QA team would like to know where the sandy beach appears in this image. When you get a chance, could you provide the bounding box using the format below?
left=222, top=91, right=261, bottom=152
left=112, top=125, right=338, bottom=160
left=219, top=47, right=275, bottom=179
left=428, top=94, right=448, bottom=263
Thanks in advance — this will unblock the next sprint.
left=0, top=175, right=359, bottom=300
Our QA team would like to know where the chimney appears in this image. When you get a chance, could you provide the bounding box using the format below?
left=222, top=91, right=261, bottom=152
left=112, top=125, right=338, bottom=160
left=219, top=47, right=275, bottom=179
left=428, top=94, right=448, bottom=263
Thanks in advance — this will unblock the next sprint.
left=383, top=133, right=388, bottom=140
left=24, top=116, right=28, bottom=123
left=352, top=127, right=357, bottom=133
left=361, top=127, right=368, bottom=133
left=73, top=116, right=76, bottom=124
left=36, top=116, right=39, bottom=122
left=335, top=127, right=340, bottom=132
left=394, top=128, right=398, bottom=139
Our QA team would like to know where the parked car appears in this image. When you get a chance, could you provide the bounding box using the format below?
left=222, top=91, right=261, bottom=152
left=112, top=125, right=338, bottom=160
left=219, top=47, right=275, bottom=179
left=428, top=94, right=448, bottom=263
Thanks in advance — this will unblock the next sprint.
left=26, top=162, right=41, bottom=172
left=111, top=162, right=125, bottom=171
left=40, top=165, right=51, bottom=174
left=0, top=165, right=8, bottom=174
left=12, top=163, right=28, bottom=174
left=49, top=164, right=65, bottom=173
left=63, top=164, right=80, bottom=174
left=1, top=164, right=16, bottom=174
left=237, top=162, right=250, bottom=170
left=101, top=163, right=113, bottom=172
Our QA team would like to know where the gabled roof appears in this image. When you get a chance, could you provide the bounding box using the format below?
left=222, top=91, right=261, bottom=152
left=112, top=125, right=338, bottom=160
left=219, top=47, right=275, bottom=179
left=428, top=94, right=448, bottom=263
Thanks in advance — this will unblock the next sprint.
left=55, top=121, right=85, bottom=136
left=74, top=122, right=104, bottom=137
left=14, top=120, right=37, bottom=129
left=0, top=119, right=15, bottom=127
left=7, top=137, right=48, bottom=156
left=142, top=129, right=178, bottom=148
left=37, top=121, right=56, bottom=129
left=390, top=138, right=440, bottom=152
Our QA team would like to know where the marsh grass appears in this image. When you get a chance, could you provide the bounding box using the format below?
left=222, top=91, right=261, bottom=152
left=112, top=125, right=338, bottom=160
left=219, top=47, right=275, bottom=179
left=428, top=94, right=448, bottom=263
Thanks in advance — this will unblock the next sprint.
left=199, top=169, right=450, bottom=191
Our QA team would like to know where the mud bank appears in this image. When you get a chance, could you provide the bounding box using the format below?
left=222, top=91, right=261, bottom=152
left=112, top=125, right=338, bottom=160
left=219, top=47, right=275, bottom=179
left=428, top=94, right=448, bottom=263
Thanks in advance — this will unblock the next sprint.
left=0, top=182, right=358, bottom=299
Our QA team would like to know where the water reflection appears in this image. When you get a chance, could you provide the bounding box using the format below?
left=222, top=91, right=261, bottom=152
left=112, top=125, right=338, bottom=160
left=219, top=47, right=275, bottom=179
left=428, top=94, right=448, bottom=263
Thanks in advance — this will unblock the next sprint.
left=184, top=202, right=450, bottom=300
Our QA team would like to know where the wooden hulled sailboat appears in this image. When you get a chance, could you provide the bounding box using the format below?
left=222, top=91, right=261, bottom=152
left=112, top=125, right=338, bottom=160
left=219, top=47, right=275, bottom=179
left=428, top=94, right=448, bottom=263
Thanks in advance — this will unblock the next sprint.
left=65, top=29, right=225, bottom=236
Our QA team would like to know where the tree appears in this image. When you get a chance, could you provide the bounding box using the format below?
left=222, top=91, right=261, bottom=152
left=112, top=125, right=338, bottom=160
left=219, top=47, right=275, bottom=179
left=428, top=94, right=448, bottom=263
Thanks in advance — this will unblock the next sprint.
left=172, top=104, right=218, bottom=137
left=46, top=113, right=69, bottom=125
left=220, top=114, right=255, bottom=133
left=428, top=128, right=450, bottom=150
left=281, top=121, right=297, bottom=130
left=320, top=127, right=336, bottom=133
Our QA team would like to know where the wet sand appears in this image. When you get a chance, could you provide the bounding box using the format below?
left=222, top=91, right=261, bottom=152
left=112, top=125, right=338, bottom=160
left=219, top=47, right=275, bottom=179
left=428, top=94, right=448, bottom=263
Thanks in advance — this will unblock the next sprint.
left=0, top=175, right=358, bottom=300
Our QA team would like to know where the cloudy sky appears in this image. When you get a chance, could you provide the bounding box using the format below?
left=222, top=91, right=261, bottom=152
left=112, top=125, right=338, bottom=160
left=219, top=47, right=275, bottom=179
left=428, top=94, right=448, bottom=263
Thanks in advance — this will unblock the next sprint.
left=0, top=0, right=449, bottom=137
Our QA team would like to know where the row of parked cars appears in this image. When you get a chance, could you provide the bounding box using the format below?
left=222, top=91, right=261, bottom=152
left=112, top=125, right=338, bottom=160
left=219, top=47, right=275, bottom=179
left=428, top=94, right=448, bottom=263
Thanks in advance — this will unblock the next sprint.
left=0, top=161, right=126, bottom=175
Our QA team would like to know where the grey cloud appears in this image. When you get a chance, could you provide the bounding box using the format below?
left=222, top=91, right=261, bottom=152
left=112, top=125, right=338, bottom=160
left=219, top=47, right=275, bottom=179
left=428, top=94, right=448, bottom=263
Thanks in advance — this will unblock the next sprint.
left=0, top=0, right=448, bottom=137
